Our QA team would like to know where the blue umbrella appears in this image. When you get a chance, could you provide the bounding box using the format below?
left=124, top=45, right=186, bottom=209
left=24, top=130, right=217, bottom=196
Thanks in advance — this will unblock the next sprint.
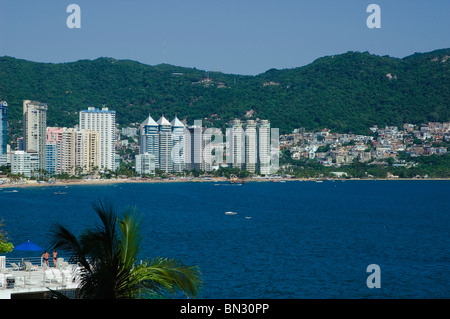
left=13, top=240, right=44, bottom=275
left=14, top=240, right=43, bottom=252
left=14, top=240, right=43, bottom=266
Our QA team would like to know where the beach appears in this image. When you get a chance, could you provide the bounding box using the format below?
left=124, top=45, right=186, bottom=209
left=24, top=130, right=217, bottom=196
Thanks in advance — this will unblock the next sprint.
left=0, top=177, right=221, bottom=188
left=1, top=176, right=448, bottom=189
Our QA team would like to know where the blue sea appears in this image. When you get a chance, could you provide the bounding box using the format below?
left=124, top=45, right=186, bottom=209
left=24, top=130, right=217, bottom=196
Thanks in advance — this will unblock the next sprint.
left=1, top=180, right=449, bottom=298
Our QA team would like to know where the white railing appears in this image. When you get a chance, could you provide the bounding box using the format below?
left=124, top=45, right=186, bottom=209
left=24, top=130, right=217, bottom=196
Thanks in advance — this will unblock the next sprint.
left=0, top=256, right=5, bottom=269
left=0, top=255, right=80, bottom=292
left=3, top=256, right=45, bottom=270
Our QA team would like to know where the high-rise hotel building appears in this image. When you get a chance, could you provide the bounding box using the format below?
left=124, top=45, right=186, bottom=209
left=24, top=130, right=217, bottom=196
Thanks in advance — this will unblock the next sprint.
left=11, top=151, right=39, bottom=177
left=137, top=116, right=274, bottom=175
left=171, top=116, right=185, bottom=172
left=79, top=107, right=116, bottom=172
left=0, top=101, right=7, bottom=157
left=77, top=129, right=100, bottom=174
left=257, top=120, right=271, bottom=175
left=135, top=153, right=156, bottom=175
left=23, top=100, right=48, bottom=172
left=139, top=114, right=159, bottom=169
left=185, top=122, right=202, bottom=171
left=47, top=127, right=64, bottom=175
left=184, top=122, right=214, bottom=172
left=157, top=116, right=173, bottom=173
left=139, top=115, right=190, bottom=174
left=0, top=101, right=8, bottom=166
left=228, top=119, right=245, bottom=170
left=227, top=119, right=272, bottom=175
left=244, top=120, right=257, bottom=173
left=61, top=128, right=99, bottom=175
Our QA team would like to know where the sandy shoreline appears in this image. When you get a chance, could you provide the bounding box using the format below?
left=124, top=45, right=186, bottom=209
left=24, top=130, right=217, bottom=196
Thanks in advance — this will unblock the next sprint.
left=0, top=177, right=448, bottom=189
left=0, top=178, right=219, bottom=189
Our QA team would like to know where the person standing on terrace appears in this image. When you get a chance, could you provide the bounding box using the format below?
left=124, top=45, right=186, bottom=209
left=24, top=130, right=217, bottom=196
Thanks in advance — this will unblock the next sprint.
left=42, top=251, right=50, bottom=267
left=52, top=249, right=58, bottom=267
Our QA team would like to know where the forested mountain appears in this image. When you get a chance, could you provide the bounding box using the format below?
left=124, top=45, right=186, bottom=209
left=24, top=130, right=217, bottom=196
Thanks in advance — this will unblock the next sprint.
left=1, top=48, right=449, bottom=141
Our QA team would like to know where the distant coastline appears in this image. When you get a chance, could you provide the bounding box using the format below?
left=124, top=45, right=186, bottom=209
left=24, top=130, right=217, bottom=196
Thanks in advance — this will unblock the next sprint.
left=1, top=176, right=449, bottom=189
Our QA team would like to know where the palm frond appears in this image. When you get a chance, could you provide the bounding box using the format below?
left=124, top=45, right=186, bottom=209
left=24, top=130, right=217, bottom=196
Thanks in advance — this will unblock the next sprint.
left=118, top=207, right=142, bottom=269
left=49, top=200, right=202, bottom=299
left=49, top=223, right=91, bottom=271
left=136, top=257, right=202, bottom=298
left=90, top=199, right=119, bottom=261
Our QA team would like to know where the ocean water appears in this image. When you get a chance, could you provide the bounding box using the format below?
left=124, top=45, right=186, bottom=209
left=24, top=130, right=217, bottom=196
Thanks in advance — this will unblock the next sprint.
left=1, top=180, right=449, bottom=299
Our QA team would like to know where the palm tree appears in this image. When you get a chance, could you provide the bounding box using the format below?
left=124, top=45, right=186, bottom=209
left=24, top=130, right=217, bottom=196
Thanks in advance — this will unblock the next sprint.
left=49, top=200, right=202, bottom=299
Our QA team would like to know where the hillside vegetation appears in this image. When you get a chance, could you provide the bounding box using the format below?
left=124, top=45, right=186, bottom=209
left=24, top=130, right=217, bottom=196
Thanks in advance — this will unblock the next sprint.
left=1, top=48, right=449, bottom=141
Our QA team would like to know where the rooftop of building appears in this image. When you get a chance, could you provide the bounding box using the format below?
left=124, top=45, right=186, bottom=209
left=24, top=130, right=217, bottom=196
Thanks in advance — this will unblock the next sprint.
left=82, top=107, right=116, bottom=113
left=157, top=116, right=172, bottom=126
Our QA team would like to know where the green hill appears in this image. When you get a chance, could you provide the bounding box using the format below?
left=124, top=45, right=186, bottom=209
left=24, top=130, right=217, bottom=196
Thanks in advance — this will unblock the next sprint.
left=1, top=48, right=449, bottom=142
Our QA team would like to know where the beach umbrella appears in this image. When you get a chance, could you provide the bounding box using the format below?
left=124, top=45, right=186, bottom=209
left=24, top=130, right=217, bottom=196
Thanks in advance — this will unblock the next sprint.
left=14, top=240, right=43, bottom=252
left=14, top=240, right=44, bottom=280
left=14, top=240, right=43, bottom=267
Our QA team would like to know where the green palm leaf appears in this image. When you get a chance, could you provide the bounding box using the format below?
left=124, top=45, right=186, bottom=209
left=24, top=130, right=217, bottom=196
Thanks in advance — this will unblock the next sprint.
left=49, top=200, right=202, bottom=299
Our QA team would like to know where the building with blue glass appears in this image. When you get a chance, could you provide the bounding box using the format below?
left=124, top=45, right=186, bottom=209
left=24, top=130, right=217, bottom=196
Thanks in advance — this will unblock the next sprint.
left=139, top=114, right=159, bottom=169
left=0, top=101, right=7, bottom=156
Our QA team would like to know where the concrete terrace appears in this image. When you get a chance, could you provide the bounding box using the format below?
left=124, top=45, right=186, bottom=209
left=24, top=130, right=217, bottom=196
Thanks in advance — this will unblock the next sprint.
left=0, top=257, right=80, bottom=299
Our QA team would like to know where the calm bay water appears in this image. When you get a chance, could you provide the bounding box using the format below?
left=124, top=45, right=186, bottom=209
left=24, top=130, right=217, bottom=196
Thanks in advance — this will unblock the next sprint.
left=1, top=180, right=449, bottom=298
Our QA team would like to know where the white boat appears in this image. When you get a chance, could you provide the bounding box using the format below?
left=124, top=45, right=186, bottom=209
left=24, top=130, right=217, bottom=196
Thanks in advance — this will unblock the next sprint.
left=225, top=212, right=237, bottom=215
left=245, top=217, right=252, bottom=219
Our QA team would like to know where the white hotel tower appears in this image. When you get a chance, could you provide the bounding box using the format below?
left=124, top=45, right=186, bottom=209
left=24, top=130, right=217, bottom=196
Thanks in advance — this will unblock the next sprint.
left=23, top=100, right=48, bottom=172
left=228, top=118, right=272, bottom=175
left=157, top=116, right=173, bottom=173
left=244, top=120, right=257, bottom=173
left=171, top=116, right=185, bottom=172
left=258, top=120, right=271, bottom=175
left=228, top=119, right=244, bottom=170
left=79, top=107, right=116, bottom=172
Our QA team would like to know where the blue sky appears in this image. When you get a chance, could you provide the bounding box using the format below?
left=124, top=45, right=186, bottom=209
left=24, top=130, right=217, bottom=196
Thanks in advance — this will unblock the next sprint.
left=0, top=0, right=449, bottom=75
